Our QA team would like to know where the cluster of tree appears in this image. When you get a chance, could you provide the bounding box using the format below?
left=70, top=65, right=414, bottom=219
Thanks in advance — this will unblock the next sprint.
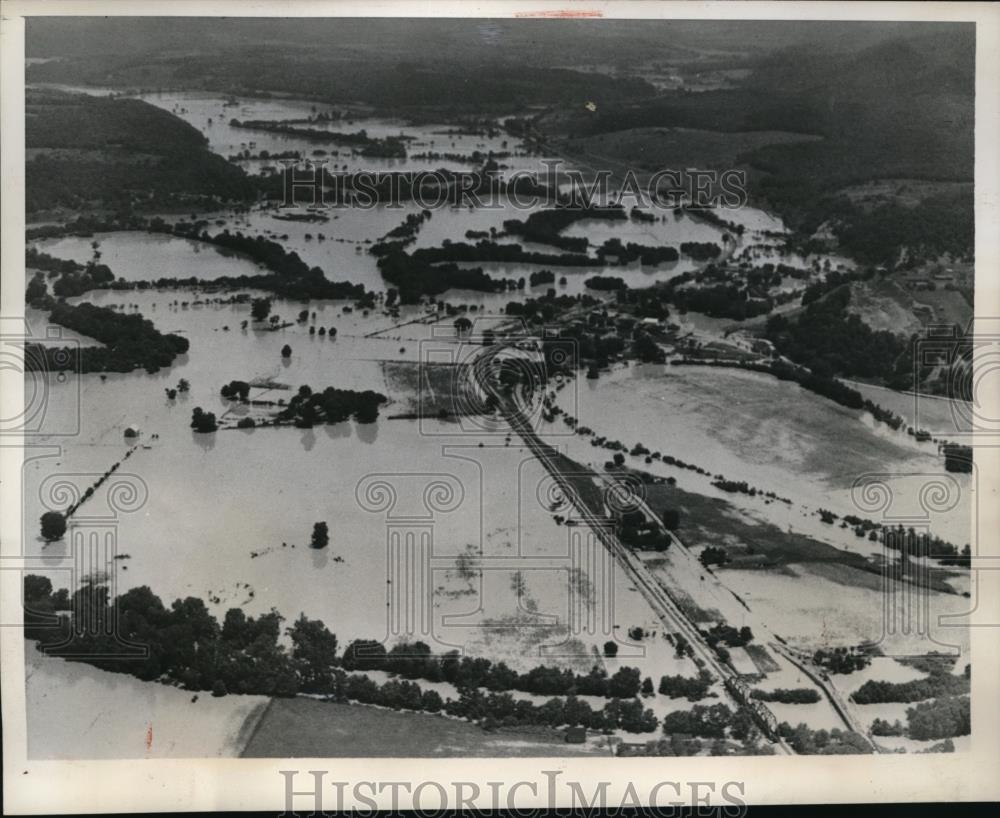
left=764, top=287, right=911, bottom=385
left=190, top=407, right=219, bottom=433
left=683, top=207, right=746, bottom=236
left=661, top=703, right=735, bottom=739
left=595, top=239, right=679, bottom=266
left=375, top=249, right=507, bottom=303
left=584, top=275, right=627, bottom=291
left=880, top=525, right=971, bottom=569
left=404, top=240, right=595, bottom=270
left=25, top=248, right=114, bottom=300
left=616, top=286, right=671, bottom=321
left=220, top=380, right=251, bottom=401
left=528, top=269, right=556, bottom=287
left=503, top=292, right=598, bottom=325
left=340, top=639, right=644, bottom=698
left=338, top=673, right=443, bottom=713
left=671, top=284, right=772, bottom=320
left=852, top=669, right=969, bottom=705
left=440, top=687, right=658, bottom=733
left=704, top=623, right=754, bottom=649
left=382, top=210, right=431, bottom=243
left=630, top=208, right=656, bottom=224
left=277, top=384, right=389, bottom=426
left=750, top=687, right=821, bottom=704
left=570, top=331, right=627, bottom=370
left=833, top=194, right=974, bottom=267
left=943, top=444, right=973, bottom=474
left=813, top=647, right=871, bottom=674
left=679, top=242, right=722, bottom=261
left=250, top=297, right=272, bottom=321
left=409, top=149, right=511, bottom=165
left=40, top=510, right=67, bottom=542
left=175, top=226, right=368, bottom=301
left=310, top=522, right=329, bottom=549
left=710, top=479, right=790, bottom=504
left=776, top=722, right=873, bottom=754
left=20, top=576, right=660, bottom=737
left=230, top=149, right=302, bottom=162
left=657, top=669, right=714, bottom=701
left=906, top=695, right=970, bottom=741
left=22, top=576, right=333, bottom=697
left=871, top=718, right=906, bottom=737
left=632, top=332, right=666, bottom=364
left=25, top=272, right=49, bottom=303
left=615, top=509, right=670, bottom=550
left=230, top=119, right=408, bottom=157
left=502, top=206, right=627, bottom=252
left=27, top=301, right=189, bottom=374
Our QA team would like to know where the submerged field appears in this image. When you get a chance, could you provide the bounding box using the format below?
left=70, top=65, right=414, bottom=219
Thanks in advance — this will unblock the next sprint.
left=20, top=85, right=975, bottom=756
left=242, top=696, right=612, bottom=757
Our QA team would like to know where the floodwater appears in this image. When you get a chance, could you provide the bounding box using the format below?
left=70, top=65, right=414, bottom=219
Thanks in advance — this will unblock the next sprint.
left=35, top=231, right=268, bottom=281
left=31, top=83, right=809, bottom=301
left=544, top=363, right=973, bottom=549
left=21, top=286, right=693, bottom=678
left=22, top=84, right=971, bottom=745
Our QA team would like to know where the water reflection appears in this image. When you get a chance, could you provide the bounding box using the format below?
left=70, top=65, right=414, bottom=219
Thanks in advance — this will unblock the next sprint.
left=323, top=421, right=352, bottom=440
left=299, top=428, right=316, bottom=451
left=191, top=430, right=216, bottom=452
left=356, top=420, right=379, bottom=445
left=310, top=544, right=329, bottom=570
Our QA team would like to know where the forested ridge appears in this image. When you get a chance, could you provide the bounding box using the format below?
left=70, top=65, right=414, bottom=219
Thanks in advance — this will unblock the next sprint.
left=26, top=89, right=256, bottom=213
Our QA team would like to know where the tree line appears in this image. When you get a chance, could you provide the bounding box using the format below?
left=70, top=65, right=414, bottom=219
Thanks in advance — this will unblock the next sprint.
left=23, top=577, right=659, bottom=734
left=26, top=301, right=189, bottom=374
left=340, top=638, right=644, bottom=698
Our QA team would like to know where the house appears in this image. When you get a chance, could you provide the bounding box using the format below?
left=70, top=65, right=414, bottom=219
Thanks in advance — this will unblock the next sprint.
left=564, top=726, right=587, bottom=744
left=124, top=426, right=141, bottom=439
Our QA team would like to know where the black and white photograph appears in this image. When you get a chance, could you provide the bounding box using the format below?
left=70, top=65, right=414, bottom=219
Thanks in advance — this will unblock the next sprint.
left=2, top=2, right=999, bottom=813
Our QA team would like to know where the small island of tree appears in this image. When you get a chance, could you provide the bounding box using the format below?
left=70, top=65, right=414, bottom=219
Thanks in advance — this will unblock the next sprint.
left=281, top=344, right=292, bottom=358
left=311, top=522, right=329, bottom=549
left=190, top=407, right=218, bottom=433
left=40, top=511, right=67, bottom=542
left=251, top=297, right=272, bottom=322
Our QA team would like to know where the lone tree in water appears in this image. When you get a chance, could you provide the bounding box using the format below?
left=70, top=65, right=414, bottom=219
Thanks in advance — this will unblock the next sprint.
left=190, top=407, right=218, bottom=433
left=281, top=344, right=292, bottom=358
left=310, top=522, right=329, bottom=549
left=251, top=297, right=272, bottom=322
left=40, top=511, right=67, bottom=542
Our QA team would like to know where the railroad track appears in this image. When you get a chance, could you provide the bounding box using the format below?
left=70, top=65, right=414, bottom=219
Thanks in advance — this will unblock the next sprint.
left=470, top=343, right=791, bottom=750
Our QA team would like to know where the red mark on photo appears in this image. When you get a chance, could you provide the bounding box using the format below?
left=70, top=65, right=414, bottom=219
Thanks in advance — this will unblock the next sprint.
left=514, top=10, right=603, bottom=18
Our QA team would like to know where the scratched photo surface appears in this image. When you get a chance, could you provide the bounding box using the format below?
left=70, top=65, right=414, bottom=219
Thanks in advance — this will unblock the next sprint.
left=18, top=17, right=976, bottom=759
